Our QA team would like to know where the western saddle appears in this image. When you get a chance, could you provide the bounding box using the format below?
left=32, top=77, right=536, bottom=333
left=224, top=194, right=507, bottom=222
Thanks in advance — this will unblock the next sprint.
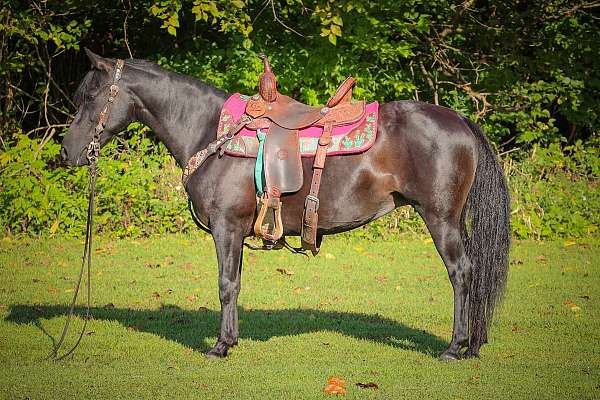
left=182, top=54, right=367, bottom=255
left=245, top=54, right=365, bottom=254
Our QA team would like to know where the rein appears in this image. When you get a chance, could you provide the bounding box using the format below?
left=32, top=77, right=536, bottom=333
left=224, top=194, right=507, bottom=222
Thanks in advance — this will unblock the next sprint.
left=48, top=59, right=125, bottom=360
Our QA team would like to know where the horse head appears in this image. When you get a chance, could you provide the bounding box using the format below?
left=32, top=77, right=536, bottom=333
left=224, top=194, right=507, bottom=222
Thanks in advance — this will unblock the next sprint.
left=61, top=49, right=135, bottom=166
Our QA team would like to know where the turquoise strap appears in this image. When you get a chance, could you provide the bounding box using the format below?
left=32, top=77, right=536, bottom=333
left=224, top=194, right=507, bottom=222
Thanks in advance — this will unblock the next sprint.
left=255, top=129, right=267, bottom=196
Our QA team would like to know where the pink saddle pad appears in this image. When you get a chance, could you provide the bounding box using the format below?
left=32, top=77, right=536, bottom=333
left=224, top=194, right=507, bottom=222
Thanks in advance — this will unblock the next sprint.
left=217, top=93, right=379, bottom=157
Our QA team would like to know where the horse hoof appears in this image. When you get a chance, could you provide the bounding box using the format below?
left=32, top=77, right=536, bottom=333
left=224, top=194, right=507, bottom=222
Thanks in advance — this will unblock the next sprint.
left=206, top=344, right=228, bottom=359
left=206, top=350, right=227, bottom=359
left=439, top=350, right=460, bottom=361
left=463, top=348, right=480, bottom=359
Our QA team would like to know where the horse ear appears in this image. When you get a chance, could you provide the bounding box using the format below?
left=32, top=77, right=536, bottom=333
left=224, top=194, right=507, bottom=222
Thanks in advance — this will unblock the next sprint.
left=84, top=47, right=112, bottom=72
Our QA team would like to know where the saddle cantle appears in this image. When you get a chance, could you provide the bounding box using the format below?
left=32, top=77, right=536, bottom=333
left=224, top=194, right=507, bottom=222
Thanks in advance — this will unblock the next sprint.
left=217, top=54, right=379, bottom=254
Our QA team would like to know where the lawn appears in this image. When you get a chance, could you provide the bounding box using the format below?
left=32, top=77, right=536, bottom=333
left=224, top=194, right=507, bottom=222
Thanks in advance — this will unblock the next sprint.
left=0, top=234, right=598, bottom=399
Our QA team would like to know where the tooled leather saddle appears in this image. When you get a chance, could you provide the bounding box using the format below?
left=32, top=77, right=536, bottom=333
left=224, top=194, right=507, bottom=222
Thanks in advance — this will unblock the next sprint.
left=183, top=54, right=378, bottom=255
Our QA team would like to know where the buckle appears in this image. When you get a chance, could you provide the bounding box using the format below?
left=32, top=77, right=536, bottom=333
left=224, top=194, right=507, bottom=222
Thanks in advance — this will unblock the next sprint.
left=109, top=84, right=119, bottom=96
left=305, top=194, right=319, bottom=211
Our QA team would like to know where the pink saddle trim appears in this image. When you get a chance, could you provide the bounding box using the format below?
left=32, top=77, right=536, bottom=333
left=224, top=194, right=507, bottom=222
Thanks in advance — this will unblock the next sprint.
left=217, top=93, right=379, bottom=157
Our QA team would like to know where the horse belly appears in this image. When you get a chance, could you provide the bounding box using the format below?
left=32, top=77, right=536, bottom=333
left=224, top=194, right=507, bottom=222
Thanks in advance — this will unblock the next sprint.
left=280, top=152, right=398, bottom=236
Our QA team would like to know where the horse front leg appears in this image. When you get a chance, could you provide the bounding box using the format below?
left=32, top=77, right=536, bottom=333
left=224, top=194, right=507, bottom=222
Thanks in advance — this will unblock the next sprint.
left=206, top=225, right=244, bottom=358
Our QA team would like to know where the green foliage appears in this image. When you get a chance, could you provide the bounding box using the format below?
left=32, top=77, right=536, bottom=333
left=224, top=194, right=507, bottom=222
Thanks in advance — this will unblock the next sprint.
left=0, top=132, right=87, bottom=235
left=150, top=0, right=182, bottom=37
left=1, top=130, right=597, bottom=240
left=0, top=126, right=194, bottom=237
left=1, top=0, right=598, bottom=240
left=507, top=141, right=600, bottom=239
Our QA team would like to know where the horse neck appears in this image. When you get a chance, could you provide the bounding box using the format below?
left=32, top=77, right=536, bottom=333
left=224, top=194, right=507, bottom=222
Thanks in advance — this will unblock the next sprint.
left=129, top=65, right=228, bottom=167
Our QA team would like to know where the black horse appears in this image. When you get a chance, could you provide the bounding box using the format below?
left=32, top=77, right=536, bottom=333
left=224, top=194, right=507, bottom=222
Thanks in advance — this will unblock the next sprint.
left=61, top=49, right=510, bottom=360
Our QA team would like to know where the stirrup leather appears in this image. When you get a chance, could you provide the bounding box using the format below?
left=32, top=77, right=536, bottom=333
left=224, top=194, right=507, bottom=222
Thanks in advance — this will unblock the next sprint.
left=254, top=194, right=283, bottom=241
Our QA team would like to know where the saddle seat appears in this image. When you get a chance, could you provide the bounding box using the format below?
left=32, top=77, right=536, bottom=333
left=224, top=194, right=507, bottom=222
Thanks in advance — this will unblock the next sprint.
left=246, top=82, right=364, bottom=131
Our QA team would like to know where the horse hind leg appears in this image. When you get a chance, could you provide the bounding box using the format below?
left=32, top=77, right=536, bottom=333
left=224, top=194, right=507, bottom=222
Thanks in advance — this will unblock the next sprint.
left=416, top=206, right=472, bottom=360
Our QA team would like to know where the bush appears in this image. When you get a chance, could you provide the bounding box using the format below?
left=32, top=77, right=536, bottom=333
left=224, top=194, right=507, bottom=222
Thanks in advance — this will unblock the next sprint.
left=1, top=127, right=597, bottom=240
left=0, top=124, right=193, bottom=237
left=506, top=141, right=599, bottom=239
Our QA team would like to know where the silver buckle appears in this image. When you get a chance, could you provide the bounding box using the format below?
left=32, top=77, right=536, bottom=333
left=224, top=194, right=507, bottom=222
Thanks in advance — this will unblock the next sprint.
left=305, top=195, right=319, bottom=211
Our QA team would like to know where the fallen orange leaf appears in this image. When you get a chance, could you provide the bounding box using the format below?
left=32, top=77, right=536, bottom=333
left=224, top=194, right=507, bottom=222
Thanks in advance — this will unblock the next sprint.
left=186, top=294, right=198, bottom=303
left=323, top=384, right=347, bottom=395
left=564, top=299, right=581, bottom=311
left=324, top=377, right=347, bottom=395
left=327, top=377, right=346, bottom=386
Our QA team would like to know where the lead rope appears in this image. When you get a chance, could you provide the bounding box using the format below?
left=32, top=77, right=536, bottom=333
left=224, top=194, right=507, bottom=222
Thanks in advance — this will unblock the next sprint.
left=47, top=133, right=99, bottom=360
left=47, top=58, right=123, bottom=361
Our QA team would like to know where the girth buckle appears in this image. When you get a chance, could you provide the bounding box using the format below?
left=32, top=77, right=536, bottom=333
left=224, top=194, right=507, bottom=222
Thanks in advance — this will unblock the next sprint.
left=305, top=194, right=319, bottom=211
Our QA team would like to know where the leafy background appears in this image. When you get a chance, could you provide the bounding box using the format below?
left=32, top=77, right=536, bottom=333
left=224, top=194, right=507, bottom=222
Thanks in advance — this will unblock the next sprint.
left=1, top=0, right=598, bottom=239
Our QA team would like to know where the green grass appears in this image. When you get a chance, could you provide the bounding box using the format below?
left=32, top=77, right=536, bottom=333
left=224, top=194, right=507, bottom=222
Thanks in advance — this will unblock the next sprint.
left=0, top=234, right=599, bottom=399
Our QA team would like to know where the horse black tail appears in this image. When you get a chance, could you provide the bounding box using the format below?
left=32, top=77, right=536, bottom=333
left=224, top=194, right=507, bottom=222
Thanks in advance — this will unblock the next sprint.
left=461, top=117, right=511, bottom=353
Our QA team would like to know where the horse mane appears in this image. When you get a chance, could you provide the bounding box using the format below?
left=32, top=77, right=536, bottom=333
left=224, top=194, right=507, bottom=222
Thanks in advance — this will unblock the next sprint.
left=74, top=58, right=164, bottom=106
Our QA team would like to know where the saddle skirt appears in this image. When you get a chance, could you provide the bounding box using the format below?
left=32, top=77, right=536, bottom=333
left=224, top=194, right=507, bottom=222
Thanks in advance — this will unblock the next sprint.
left=217, top=93, right=379, bottom=158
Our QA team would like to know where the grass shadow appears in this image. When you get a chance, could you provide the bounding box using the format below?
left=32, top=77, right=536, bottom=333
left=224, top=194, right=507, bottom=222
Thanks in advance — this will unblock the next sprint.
left=5, top=304, right=447, bottom=357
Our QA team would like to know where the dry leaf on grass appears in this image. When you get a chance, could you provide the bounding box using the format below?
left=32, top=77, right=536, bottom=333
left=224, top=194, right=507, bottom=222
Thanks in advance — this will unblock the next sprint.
left=324, top=377, right=347, bottom=395
left=323, top=384, right=347, bottom=395
left=186, top=294, right=198, bottom=303
left=276, top=268, right=294, bottom=276
left=356, top=382, right=379, bottom=389
left=293, top=287, right=310, bottom=294
left=328, top=377, right=346, bottom=386
left=564, top=299, right=581, bottom=311
left=178, top=263, right=194, bottom=270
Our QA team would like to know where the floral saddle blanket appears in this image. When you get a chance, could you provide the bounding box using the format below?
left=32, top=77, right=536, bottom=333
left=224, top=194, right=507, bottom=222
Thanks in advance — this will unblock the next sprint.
left=216, top=93, right=379, bottom=157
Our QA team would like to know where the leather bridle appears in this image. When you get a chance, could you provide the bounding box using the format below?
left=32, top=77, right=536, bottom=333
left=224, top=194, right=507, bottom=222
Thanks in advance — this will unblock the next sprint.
left=49, top=59, right=125, bottom=360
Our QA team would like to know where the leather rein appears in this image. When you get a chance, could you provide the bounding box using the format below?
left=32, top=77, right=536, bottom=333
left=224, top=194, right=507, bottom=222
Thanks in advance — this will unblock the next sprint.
left=49, top=59, right=125, bottom=360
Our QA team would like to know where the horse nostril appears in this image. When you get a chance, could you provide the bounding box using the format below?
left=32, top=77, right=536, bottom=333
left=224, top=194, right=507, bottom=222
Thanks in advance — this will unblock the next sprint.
left=60, top=146, right=68, bottom=162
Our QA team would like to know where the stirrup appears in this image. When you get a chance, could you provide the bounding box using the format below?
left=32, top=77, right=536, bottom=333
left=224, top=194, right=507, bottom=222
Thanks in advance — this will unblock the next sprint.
left=254, top=194, right=283, bottom=241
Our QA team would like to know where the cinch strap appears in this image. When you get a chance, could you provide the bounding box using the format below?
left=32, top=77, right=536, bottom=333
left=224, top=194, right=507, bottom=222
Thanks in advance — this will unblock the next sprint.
left=254, top=129, right=267, bottom=195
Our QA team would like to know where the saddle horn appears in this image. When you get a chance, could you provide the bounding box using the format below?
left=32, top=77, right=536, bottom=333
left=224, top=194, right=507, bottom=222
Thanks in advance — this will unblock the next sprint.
left=259, top=53, right=278, bottom=103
